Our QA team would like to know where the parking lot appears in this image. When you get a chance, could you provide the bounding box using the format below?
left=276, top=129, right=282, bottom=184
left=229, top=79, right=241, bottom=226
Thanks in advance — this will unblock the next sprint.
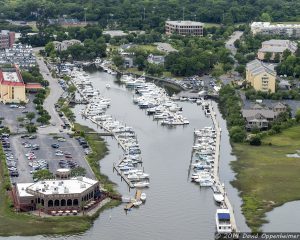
left=0, top=95, right=38, bottom=133
left=7, top=133, right=95, bottom=184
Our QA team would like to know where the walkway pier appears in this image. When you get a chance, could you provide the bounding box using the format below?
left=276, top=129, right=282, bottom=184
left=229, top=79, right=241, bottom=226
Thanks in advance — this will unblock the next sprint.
left=209, top=104, right=238, bottom=232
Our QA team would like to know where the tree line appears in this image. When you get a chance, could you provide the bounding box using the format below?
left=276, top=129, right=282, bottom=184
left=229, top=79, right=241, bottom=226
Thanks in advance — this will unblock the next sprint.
left=1, top=0, right=300, bottom=30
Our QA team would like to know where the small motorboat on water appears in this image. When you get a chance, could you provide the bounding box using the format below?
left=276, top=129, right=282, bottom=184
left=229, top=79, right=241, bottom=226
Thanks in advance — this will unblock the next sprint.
left=133, top=200, right=143, bottom=207
left=140, top=192, right=147, bottom=202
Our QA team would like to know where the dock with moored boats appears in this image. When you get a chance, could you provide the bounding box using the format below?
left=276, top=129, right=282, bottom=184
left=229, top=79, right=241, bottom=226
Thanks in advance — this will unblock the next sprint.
left=189, top=101, right=237, bottom=233
left=209, top=104, right=237, bottom=232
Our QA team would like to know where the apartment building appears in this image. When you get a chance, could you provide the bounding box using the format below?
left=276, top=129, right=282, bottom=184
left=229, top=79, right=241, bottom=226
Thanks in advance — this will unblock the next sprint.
left=0, top=30, right=15, bottom=49
left=246, top=60, right=276, bottom=93
left=251, top=22, right=300, bottom=38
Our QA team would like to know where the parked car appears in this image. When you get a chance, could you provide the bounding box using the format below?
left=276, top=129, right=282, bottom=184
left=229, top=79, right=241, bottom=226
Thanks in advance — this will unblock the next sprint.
left=51, top=143, right=60, bottom=148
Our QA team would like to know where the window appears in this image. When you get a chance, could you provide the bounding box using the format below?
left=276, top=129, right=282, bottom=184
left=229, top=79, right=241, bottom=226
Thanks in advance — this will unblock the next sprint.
left=11, top=87, right=14, bottom=99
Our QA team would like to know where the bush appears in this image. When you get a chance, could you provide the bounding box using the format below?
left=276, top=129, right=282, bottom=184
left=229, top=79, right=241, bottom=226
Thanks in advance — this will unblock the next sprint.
left=249, top=135, right=261, bottom=146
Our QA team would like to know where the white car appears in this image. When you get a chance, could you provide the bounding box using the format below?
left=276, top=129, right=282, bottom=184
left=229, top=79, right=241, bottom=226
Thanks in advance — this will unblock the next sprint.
left=55, top=152, right=64, bottom=156
left=18, top=106, right=26, bottom=109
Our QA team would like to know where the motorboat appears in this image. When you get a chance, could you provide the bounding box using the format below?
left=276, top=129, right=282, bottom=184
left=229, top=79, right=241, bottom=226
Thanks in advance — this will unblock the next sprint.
left=199, top=179, right=214, bottom=187
left=216, top=208, right=232, bottom=233
left=212, top=185, right=224, bottom=203
left=133, top=200, right=143, bottom=207
left=140, top=192, right=146, bottom=202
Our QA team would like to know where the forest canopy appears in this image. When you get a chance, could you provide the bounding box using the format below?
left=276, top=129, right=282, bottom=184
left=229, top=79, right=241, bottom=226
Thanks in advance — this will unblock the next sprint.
left=0, top=0, right=299, bottom=30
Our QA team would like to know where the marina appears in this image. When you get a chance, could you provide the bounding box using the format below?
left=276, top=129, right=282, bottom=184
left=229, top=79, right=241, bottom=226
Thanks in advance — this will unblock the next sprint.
left=1, top=70, right=250, bottom=240
left=69, top=69, right=150, bottom=192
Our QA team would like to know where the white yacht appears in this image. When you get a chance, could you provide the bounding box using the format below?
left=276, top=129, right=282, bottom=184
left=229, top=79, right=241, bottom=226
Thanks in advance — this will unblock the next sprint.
left=216, top=208, right=232, bottom=233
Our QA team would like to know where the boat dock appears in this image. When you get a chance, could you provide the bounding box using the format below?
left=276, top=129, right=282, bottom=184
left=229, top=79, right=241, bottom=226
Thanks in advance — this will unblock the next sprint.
left=208, top=104, right=238, bottom=232
left=113, top=162, right=135, bottom=189
left=124, top=190, right=142, bottom=210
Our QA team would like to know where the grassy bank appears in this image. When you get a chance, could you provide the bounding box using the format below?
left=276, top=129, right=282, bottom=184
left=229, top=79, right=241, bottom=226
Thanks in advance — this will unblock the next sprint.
left=73, top=123, right=119, bottom=195
left=231, top=125, right=300, bottom=232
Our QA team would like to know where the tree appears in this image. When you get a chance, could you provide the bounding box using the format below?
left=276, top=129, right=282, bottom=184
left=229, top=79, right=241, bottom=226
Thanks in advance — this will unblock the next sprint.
left=229, top=126, right=246, bottom=143
left=249, top=135, right=262, bottom=146
left=33, top=169, right=53, bottom=180
left=112, top=55, right=125, bottom=68
left=26, top=124, right=37, bottom=133
left=235, top=65, right=245, bottom=75
left=26, top=112, right=36, bottom=123
left=260, top=13, right=272, bottom=22
left=295, top=109, right=300, bottom=122
left=264, top=52, right=272, bottom=62
left=45, top=42, right=55, bottom=56
left=274, top=53, right=281, bottom=63
left=71, top=167, right=86, bottom=177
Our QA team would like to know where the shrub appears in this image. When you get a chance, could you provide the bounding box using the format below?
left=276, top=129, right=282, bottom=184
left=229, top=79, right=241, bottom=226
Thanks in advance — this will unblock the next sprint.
left=249, top=135, right=262, bottom=146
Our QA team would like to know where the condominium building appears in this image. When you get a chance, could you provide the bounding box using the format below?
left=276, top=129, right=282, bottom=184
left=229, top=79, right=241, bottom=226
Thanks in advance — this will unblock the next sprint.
left=257, top=39, right=298, bottom=61
left=0, top=66, right=27, bottom=103
left=165, top=21, right=204, bottom=36
left=251, top=22, right=300, bottom=38
left=246, top=60, right=276, bottom=93
left=0, top=30, right=15, bottom=49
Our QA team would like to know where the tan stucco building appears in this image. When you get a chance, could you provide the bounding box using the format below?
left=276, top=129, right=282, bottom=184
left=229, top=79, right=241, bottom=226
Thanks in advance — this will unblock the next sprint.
left=0, top=66, right=27, bottom=103
left=246, top=60, right=276, bottom=93
left=257, top=39, right=297, bottom=61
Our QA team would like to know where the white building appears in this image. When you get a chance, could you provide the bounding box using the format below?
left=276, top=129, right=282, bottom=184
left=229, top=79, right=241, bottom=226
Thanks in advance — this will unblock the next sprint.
left=165, top=21, right=204, bottom=36
left=251, top=22, right=300, bottom=38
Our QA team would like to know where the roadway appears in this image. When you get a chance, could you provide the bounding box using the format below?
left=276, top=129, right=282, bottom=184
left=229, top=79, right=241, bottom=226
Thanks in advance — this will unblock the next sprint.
left=225, top=31, right=244, bottom=56
left=33, top=48, right=64, bottom=134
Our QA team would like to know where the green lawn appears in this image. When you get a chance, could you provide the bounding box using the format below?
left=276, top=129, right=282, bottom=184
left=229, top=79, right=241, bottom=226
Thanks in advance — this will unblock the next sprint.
left=231, top=125, right=300, bottom=232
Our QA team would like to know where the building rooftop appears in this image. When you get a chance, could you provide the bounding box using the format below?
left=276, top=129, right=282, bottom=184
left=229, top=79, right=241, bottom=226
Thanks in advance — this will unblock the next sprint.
left=0, top=67, right=24, bottom=86
left=17, top=183, right=34, bottom=197
left=246, top=59, right=276, bottom=77
left=259, top=39, right=298, bottom=53
left=23, top=177, right=98, bottom=196
left=166, top=20, right=204, bottom=26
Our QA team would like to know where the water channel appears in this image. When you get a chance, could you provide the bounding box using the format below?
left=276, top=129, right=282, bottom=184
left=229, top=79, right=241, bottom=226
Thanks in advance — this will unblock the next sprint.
left=2, top=71, right=249, bottom=240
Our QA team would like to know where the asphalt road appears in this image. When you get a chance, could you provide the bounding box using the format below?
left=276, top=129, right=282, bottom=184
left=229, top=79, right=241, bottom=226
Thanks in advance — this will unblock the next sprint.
left=33, top=48, right=64, bottom=134
left=225, top=31, right=244, bottom=56
left=10, top=133, right=95, bottom=183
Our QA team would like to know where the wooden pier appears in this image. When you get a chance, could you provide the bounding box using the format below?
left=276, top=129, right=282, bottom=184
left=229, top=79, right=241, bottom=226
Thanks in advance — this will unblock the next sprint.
left=209, top=104, right=238, bottom=232
left=113, top=163, right=134, bottom=188
left=124, top=190, right=142, bottom=210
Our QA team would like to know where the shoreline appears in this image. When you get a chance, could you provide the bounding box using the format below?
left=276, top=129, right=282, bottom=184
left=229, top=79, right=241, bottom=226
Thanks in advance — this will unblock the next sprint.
left=0, top=57, right=122, bottom=236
